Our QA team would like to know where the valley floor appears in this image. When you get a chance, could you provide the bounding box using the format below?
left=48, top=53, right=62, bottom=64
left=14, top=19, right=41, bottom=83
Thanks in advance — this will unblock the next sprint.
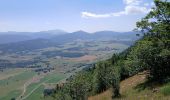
left=0, top=69, right=66, bottom=100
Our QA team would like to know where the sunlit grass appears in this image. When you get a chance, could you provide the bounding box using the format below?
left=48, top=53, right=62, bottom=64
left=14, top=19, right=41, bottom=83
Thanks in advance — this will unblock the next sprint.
left=160, top=83, right=170, bottom=96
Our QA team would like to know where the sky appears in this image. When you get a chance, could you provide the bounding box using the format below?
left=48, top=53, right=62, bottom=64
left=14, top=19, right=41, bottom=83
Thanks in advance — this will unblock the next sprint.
left=0, top=0, right=154, bottom=32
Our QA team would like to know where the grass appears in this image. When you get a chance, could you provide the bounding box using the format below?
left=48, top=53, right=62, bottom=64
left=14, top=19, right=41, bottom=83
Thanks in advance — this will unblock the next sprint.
left=0, top=71, right=35, bottom=86
left=0, top=70, right=36, bottom=100
left=88, top=89, right=112, bottom=100
left=45, top=73, right=66, bottom=83
left=25, top=86, right=44, bottom=100
left=88, top=72, right=170, bottom=100
left=0, top=90, right=21, bottom=100
left=160, top=83, right=170, bottom=96
left=22, top=73, right=66, bottom=100
left=0, top=68, right=25, bottom=80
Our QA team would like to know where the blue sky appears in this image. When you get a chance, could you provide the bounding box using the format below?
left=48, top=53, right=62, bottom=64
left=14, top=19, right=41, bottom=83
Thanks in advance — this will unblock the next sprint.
left=0, top=0, right=154, bottom=32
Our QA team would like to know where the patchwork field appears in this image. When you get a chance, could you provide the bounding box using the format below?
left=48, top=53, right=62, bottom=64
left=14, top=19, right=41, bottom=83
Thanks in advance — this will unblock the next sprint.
left=0, top=69, right=36, bottom=100
left=0, top=69, right=66, bottom=100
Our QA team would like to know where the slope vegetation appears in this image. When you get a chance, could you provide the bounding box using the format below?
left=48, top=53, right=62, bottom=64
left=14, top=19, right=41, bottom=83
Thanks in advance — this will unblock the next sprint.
left=89, top=71, right=170, bottom=100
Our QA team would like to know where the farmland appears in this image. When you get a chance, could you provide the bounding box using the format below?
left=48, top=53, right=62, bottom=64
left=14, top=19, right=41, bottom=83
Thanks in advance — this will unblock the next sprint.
left=0, top=39, right=131, bottom=100
left=0, top=69, right=66, bottom=100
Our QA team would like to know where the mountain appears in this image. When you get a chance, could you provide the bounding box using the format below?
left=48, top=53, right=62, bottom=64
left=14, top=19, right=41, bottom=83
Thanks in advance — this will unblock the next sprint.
left=51, top=30, right=140, bottom=43
left=51, top=30, right=92, bottom=43
left=0, top=39, right=59, bottom=53
left=93, top=31, right=139, bottom=40
left=0, top=32, right=34, bottom=44
left=0, top=30, right=68, bottom=44
left=39, top=29, right=67, bottom=35
left=30, top=29, right=68, bottom=39
left=0, top=30, right=140, bottom=53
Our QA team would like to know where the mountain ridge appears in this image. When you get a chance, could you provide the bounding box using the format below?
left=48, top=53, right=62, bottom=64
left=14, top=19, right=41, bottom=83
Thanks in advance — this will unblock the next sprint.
left=0, top=30, right=139, bottom=44
left=0, top=30, right=140, bottom=53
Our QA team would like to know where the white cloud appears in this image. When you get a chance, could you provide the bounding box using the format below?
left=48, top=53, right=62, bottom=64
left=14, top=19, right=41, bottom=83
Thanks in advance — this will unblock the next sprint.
left=111, top=5, right=149, bottom=16
left=82, top=12, right=111, bottom=18
left=123, top=0, right=142, bottom=5
left=82, top=6, right=150, bottom=18
left=124, top=5, right=149, bottom=14
left=81, top=0, right=151, bottom=18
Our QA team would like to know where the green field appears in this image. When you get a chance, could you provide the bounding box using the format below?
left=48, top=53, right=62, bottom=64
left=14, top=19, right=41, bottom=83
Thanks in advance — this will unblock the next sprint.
left=24, top=74, right=65, bottom=100
left=0, top=68, right=66, bottom=100
left=0, top=69, right=36, bottom=100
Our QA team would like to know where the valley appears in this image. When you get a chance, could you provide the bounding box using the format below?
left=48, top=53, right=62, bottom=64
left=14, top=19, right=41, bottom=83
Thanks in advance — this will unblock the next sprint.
left=0, top=0, right=169, bottom=99
left=0, top=31, right=137, bottom=100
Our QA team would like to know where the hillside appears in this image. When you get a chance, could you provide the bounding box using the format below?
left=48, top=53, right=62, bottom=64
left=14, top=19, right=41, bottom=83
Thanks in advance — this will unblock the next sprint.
left=88, top=71, right=170, bottom=100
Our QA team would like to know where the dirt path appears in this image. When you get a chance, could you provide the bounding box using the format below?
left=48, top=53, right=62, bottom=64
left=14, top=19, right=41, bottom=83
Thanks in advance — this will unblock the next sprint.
left=21, top=79, right=49, bottom=100
left=16, top=75, right=44, bottom=100
left=19, top=74, right=69, bottom=100
left=17, top=69, right=78, bottom=100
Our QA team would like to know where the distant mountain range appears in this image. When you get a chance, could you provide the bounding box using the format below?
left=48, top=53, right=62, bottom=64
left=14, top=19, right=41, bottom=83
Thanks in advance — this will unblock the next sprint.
left=50, top=31, right=140, bottom=44
left=0, top=29, right=67, bottom=44
left=0, top=30, right=141, bottom=53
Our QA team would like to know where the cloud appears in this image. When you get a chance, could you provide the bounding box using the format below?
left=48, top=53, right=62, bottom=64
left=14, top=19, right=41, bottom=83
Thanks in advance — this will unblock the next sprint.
left=82, top=12, right=111, bottom=18
left=144, top=2, right=155, bottom=7
left=82, top=6, right=150, bottom=18
left=81, top=0, right=151, bottom=18
left=123, top=0, right=142, bottom=5
left=124, top=5, right=149, bottom=14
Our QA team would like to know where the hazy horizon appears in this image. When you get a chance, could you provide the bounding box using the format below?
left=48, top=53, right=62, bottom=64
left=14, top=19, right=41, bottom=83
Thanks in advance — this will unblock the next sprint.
left=0, top=29, right=135, bottom=33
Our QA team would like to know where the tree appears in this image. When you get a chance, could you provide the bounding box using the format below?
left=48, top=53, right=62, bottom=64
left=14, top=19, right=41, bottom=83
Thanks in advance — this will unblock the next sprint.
left=136, top=0, right=170, bottom=82
left=110, top=66, right=121, bottom=98
left=93, top=61, right=121, bottom=98
left=93, top=62, right=108, bottom=93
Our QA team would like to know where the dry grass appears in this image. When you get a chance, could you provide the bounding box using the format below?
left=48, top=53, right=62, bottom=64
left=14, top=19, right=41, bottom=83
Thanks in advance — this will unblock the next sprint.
left=88, top=72, right=147, bottom=100
left=120, top=72, right=146, bottom=93
left=0, top=68, right=26, bottom=80
left=88, top=89, right=112, bottom=100
left=68, top=55, right=97, bottom=62
left=88, top=71, right=170, bottom=100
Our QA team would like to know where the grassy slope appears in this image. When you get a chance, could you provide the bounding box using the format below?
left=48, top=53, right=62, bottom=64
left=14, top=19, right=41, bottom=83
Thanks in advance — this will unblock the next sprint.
left=88, top=72, right=170, bottom=100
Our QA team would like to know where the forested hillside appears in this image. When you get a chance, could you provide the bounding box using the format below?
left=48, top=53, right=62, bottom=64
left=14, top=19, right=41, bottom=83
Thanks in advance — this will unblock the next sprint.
left=49, top=0, right=170, bottom=100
